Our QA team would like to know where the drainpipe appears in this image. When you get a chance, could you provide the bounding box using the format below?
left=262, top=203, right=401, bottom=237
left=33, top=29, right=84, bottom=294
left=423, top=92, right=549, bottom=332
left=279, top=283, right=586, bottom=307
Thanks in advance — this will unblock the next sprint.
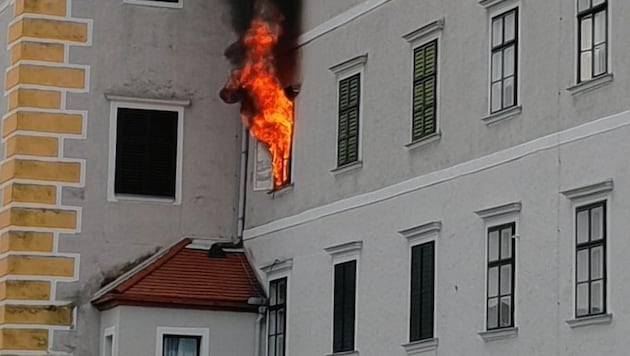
left=236, top=126, right=249, bottom=246
left=254, top=305, right=267, bottom=356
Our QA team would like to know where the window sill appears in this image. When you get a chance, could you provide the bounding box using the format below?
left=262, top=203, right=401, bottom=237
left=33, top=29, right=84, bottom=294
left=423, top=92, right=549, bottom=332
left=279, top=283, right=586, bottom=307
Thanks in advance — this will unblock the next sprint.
left=331, top=161, right=363, bottom=176
left=109, top=194, right=179, bottom=205
left=567, top=73, right=613, bottom=97
left=326, top=351, right=359, bottom=356
left=566, top=313, right=613, bottom=328
left=478, top=327, right=518, bottom=342
left=478, top=0, right=512, bottom=9
left=406, top=132, right=441, bottom=151
left=123, top=0, right=183, bottom=8
left=402, top=338, right=438, bottom=355
left=268, top=183, right=294, bottom=199
left=482, top=106, right=522, bottom=126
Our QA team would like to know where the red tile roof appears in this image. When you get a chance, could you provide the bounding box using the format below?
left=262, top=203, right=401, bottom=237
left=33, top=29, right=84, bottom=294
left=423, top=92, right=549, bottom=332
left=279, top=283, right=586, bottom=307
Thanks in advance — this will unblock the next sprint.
left=92, top=238, right=265, bottom=312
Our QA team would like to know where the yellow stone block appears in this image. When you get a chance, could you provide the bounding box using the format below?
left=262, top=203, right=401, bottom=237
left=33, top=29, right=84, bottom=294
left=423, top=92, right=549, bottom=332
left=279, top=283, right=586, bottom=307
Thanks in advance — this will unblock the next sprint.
left=8, top=89, right=61, bottom=111
left=0, top=328, right=48, bottom=351
left=0, top=207, right=77, bottom=230
left=0, top=231, right=54, bottom=253
left=11, top=42, right=65, bottom=64
left=5, top=65, right=85, bottom=90
left=9, top=18, right=88, bottom=44
left=0, top=280, right=51, bottom=300
left=0, top=159, right=81, bottom=183
left=6, top=135, right=59, bottom=158
left=0, top=304, right=73, bottom=325
left=3, top=183, right=57, bottom=205
left=15, top=0, right=67, bottom=17
left=0, top=255, right=74, bottom=277
left=3, top=111, right=83, bottom=137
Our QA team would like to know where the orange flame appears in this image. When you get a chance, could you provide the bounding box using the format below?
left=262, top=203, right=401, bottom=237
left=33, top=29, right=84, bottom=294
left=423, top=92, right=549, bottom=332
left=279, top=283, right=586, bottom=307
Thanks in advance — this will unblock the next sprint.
left=239, top=19, right=294, bottom=189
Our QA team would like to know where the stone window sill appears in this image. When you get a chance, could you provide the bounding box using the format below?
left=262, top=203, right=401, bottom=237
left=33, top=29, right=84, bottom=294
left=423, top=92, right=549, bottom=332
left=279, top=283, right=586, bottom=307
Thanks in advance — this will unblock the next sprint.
left=331, top=161, right=363, bottom=176
left=406, top=132, right=441, bottom=151
left=478, top=327, right=518, bottom=342
left=567, top=73, right=613, bottom=96
left=566, top=313, right=613, bottom=328
left=482, top=105, right=522, bottom=126
left=326, top=350, right=359, bottom=356
left=268, top=183, right=294, bottom=199
left=402, top=338, right=438, bottom=355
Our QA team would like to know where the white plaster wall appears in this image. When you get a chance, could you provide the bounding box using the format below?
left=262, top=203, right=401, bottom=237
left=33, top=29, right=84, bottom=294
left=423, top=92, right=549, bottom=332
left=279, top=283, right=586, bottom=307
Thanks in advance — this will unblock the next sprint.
left=245, top=118, right=630, bottom=355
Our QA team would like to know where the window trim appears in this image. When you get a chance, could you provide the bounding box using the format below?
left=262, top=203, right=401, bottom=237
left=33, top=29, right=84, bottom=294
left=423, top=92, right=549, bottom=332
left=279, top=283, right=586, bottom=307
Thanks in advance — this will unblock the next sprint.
left=261, top=258, right=292, bottom=356
left=103, top=326, right=116, bottom=356
left=155, top=327, right=209, bottom=356
left=107, top=100, right=185, bottom=205
left=575, top=0, right=610, bottom=84
left=485, top=222, right=516, bottom=330
left=267, top=277, right=288, bottom=356
left=123, top=0, right=183, bottom=9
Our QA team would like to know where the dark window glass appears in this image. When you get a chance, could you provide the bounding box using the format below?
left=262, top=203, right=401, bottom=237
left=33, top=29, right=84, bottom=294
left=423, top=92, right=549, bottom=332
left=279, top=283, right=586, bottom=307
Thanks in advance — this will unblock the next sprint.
left=115, top=108, right=178, bottom=198
left=410, top=241, right=435, bottom=341
left=337, top=74, right=360, bottom=167
left=412, top=40, right=437, bottom=142
left=154, top=0, right=179, bottom=3
left=487, top=223, right=515, bottom=330
left=268, top=278, right=287, bottom=356
left=575, top=202, right=607, bottom=317
left=578, top=0, right=607, bottom=82
left=333, top=260, right=356, bottom=353
left=163, top=335, right=200, bottom=356
left=490, top=9, right=518, bottom=113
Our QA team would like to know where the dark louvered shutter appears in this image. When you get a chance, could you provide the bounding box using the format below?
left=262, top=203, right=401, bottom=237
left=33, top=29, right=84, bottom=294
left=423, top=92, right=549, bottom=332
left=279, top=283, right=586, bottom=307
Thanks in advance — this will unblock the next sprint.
left=412, top=41, right=437, bottom=142
left=337, top=74, right=361, bottom=167
left=410, top=241, right=435, bottom=341
left=115, top=108, right=178, bottom=198
left=333, top=260, right=356, bottom=353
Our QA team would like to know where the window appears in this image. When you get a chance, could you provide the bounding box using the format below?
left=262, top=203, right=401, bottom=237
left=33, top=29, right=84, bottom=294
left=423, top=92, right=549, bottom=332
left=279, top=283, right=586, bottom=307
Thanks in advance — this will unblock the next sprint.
left=123, top=0, right=183, bottom=8
left=268, top=278, right=287, bottom=356
left=103, top=327, right=115, bottom=356
left=333, top=260, right=356, bottom=353
left=337, top=74, right=361, bottom=167
left=486, top=223, right=515, bottom=330
left=575, top=202, right=606, bottom=317
left=163, top=335, right=200, bottom=356
left=109, top=102, right=184, bottom=203
left=410, top=241, right=435, bottom=342
left=490, top=8, right=518, bottom=113
left=412, top=41, right=438, bottom=141
left=577, top=0, right=608, bottom=82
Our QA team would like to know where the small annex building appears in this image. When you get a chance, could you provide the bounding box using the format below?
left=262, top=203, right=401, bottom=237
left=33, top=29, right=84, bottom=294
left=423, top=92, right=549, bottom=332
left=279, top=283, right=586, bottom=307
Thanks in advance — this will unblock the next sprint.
left=91, top=238, right=265, bottom=356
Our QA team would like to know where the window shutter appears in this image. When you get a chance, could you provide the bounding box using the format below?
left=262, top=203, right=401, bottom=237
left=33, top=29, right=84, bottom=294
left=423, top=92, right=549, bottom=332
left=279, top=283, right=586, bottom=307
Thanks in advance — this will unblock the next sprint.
left=410, top=245, right=422, bottom=341
left=412, top=42, right=437, bottom=142
left=337, top=74, right=361, bottom=166
left=343, top=261, right=356, bottom=351
left=410, top=241, right=435, bottom=342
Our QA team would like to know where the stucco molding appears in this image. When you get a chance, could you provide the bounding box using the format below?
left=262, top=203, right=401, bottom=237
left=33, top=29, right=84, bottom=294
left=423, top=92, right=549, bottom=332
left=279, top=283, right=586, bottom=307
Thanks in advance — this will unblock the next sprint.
left=475, top=202, right=521, bottom=220
left=478, top=0, right=514, bottom=9
left=482, top=105, right=522, bottom=125
left=324, top=241, right=363, bottom=257
left=478, top=326, right=518, bottom=341
left=403, top=18, right=445, bottom=45
left=566, top=313, right=613, bottom=328
left=402, top=338, right=439, bottom=355
left=104, top=93, right=192, bottom=107
left=331, top=161, right=363, bottom=176
left=567, top=73, right=614, bottom=97
left=329, top=55, right=368, bottom=77
left=560, top=179, right=613, bottom=201
left=326, top=350, right=359, bottom=356
left=406, top=132, right=442, bottom=150
left=124, top=0, right=183, bottom=9
left=260, top=258, right=293, bottom=275
left=398, top=221, right=442, bottom=243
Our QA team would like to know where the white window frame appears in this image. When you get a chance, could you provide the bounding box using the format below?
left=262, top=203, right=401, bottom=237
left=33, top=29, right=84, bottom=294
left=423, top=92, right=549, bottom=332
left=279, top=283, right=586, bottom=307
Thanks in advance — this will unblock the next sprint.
left=107, top=97, right=187, bottom=205
left=156, top=327, right=209, bottom=356
left=123, top=0, right=183, bottom=9
left=475, top=202, right=521, bottom=341
left=574, top=0, right=612, bottom=84
left=103, top=326, right=116, bottom=356
left=329, top=55, right=367, bottom=173
left=261, top=258, right=292, bottom=356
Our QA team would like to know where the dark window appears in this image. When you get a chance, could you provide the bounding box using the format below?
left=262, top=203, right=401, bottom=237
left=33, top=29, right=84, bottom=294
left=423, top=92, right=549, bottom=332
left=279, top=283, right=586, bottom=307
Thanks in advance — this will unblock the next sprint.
left=163, top=335, right=200, bottom=356
left=268, top=278, right=287, bottom=356
left=337, top=74, right=360, bottom=167
left=490, top=9, right=518, bottom=113
left=153, top=0, right=179, bottom=3
left=412, top=41, right=437, bottom=142
left=486, top=223, right=515, bottom=330
left=575, top=201, right=606, bottom=317
left=410, top=241, right=435, bottom=342
left=577, top=0, right=607, bottom=82
left=114, top=108, right=178, bottom=199
left=333, top=260, right=356, bottom=353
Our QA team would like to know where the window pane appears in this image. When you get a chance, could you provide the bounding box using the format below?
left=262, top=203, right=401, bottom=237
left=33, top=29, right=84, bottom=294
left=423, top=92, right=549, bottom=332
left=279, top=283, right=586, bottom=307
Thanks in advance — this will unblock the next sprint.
left=491, top=82, right=502, bottom=112
left=591, top=246, right=603, bottom=280
left=492, top=52, right=503, bottom=81
left=499, top=296, right=512, bottom=327
left=577, top=249, right=589, bottom=283
left=278, top=280, right=286, bottom=304
left=578, top=0, right=590, bottom=12
left=277, top=335, right=285, bottom=356
left=504, top=12, right=516, bottom=43
left=594, top=10, right=606, bottom=44
left=577, top=210, right=589, bottom=244
left=592, top=0, right=605, bottom=7
left=487, top=298, right=498, bottom=329
left=591, top=280, right=604, bottom=314
left=580, top=51, right=593, bottom=81
left=489, top=231, right=499, bottom=262
left=591, top=206, right=603, bottom=241
left=269, top=311, right=276, bottom=334
left=270, top=284, right=277, bottom=306
left=594, top=44, right=607, bottom=76
left=503, top=77, right=515, bottom=108
left=268, top=335, right=276, bottom=356
left=488, top=267, right=499, bottom=297
left=492, top=18, right=503, bottom=47
left=576, top=283, right=589, bottom=317
left=503, top=45, right=515, bottom=77
left=580, top=17, right=593, bottom=50
left=500, top=264, right=512, bottom=295
left=278, top=309, right=285, bottom=333
left=501, top=228, right=512, bottom=259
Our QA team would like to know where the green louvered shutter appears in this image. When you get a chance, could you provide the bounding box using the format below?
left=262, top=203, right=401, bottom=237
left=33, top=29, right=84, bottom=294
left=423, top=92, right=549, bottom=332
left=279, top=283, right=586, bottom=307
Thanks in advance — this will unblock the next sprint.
left=412, top=41, right=437, bottom=142
left=337, top=74, right=361, bottom=166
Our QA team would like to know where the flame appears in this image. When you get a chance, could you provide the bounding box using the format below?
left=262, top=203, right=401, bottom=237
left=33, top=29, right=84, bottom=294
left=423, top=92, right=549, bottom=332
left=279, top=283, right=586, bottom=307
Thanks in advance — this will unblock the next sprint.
left=239, top=19, right=294, bottom=189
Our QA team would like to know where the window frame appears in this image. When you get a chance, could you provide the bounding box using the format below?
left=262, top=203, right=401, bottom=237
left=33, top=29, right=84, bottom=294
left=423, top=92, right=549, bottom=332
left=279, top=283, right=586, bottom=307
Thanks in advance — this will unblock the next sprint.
left=576, top=0, right=609, bottom=83
left=409, top=240, right=436, bottom=342
left=332, top=259, right=358, bottom=354
left=103, top=326, right=116, bottom=356
left=107, top=100, right=185, bottom=205
left=123, top=0, right=183, bottom=9
left=267, top=277, right=288, bottom=356
left=155, top=327, right=209, bottom=356
left=485, top=222, right=516, bottom=330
